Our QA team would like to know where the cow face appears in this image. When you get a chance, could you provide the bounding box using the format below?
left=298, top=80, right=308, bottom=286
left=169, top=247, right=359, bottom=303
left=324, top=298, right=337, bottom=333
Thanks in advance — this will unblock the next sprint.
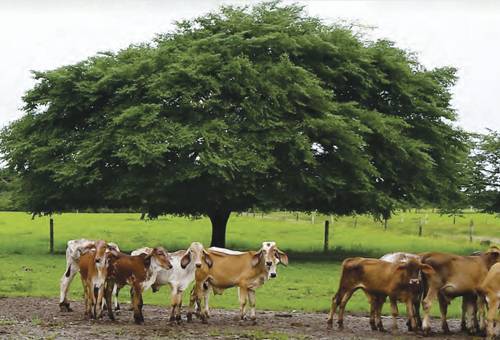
left=93, top=240, right=109, bottom=270
left=397, top=260, right=422, bottom=288
left=259, top=241, right=288, bottom=279
left=181, top=242, right=206, bottom=269
left=150, top=247, right=173, bottom=270
left=484, top=246, right=500, bottom=268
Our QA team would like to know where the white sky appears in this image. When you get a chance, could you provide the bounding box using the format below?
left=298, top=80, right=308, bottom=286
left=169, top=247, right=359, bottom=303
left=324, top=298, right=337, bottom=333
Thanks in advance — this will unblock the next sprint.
left=0, top=0, right=499, bottom=132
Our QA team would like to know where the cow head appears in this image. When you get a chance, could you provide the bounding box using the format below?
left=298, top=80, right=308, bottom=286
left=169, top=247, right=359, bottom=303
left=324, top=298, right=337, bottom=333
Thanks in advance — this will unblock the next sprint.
left=93, top=240, right=109, bottom=269
left=181, top=242, right=211, bottom=269
left=253, top=241, right=289, bottom=279
left=148, top=247, right=173, bottom=271
left=396, top=259, right=434, bottom=291
left=483, top=246, right=500, bottom=269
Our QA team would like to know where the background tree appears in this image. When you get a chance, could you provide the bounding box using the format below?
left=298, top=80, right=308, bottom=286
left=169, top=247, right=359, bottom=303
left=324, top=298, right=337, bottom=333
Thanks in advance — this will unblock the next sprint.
left=466, top=130, right=500, bottom=213
left=0, top=2, right=468, bottom=247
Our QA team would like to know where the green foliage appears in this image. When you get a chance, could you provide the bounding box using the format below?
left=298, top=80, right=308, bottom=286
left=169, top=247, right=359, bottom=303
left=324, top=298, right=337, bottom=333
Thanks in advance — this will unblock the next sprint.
left=465, top=131, right=500, bottom=213
left=0, top=168, right=19, bottom=211
left=0, top=2, right=468, bottom=244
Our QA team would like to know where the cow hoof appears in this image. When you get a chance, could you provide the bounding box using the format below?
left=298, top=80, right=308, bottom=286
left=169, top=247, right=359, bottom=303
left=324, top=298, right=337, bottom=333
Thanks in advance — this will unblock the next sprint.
left=169, top=315, right=176, bottom=322
left=202, top=319, right=208, bottom=324
left=186, top=313, right=193, bottom=323
left=422, top=328, right=431, bottom=337
left=251, top=319, right=257, bottom=326
left=327, top=319, right=333, bottom=329
left=59, top=302, right=72, bottom=312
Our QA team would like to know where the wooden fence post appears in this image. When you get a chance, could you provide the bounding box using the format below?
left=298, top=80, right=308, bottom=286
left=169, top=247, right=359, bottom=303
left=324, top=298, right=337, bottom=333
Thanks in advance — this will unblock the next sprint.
left=311, top=211, right=316, bottom=224
left=384, top=218, right=388, bottom=230
left=49, top=217, right=54, bottom=255
left=469, top=219, right=474, bottom=243
left=324, top=220, right=330, bottom=253
left=418, top=218, right=423, bottom=237
left=353, top=216, right=357, bottom=228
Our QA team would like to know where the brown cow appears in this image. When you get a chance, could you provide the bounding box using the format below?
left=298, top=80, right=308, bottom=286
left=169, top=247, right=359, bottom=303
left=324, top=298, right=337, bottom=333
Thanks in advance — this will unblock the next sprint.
left=188, top=241, right=288, bottom=324
left=104, top=247, right=172, bottom=324
left=77, top=240, right=110, bottom=319
left=419, top=246, right=500, bottom=335
left=478, top=262, right=500, bottom=339
left=327, top=257, right=434, bottom=332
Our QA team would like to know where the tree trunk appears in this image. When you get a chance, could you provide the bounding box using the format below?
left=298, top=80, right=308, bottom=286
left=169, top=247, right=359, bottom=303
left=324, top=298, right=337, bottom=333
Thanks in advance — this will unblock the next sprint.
left=208, top=210, right=231, bottom=247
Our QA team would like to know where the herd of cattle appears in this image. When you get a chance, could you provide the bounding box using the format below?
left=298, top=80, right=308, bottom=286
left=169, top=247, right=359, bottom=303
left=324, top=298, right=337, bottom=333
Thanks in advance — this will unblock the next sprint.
left=58, top=239, right=499, bottom=338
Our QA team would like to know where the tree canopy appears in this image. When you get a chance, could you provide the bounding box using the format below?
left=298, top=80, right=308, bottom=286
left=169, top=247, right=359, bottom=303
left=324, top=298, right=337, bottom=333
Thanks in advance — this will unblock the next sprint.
left=465, top=131, right=500, bottom=213
left=0, top=2, right=469, bottom=246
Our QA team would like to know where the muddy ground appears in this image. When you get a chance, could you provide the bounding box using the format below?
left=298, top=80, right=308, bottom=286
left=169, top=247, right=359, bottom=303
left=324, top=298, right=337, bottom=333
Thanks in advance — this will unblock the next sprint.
left=0, top=297, right=477, bottom=339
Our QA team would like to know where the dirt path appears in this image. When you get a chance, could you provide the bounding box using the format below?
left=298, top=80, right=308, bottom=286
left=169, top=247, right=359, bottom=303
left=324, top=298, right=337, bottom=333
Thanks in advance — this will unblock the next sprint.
left=0, top=297, right=474, bottom=339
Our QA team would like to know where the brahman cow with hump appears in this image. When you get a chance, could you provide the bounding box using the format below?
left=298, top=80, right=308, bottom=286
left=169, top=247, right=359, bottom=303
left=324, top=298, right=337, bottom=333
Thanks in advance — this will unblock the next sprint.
left=59, top=239, right=120, bottom=312
left=478, top=262, right=500, bottom=339
left=188, top=241, right=288, bottom=324
left=104, top=247, right=172, bottom=324
left=78, top=240, right=111, bottom=318
left=327, top=257, right=434, bottom=332
left=419, top=246, right=500, bottom=335
left=130, top=242, right=209, bottom=322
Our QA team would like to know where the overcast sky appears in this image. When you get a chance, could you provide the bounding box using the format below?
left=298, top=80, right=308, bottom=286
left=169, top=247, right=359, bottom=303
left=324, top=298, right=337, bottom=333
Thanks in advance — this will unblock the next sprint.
left=0, top=0, right=498, bottom=132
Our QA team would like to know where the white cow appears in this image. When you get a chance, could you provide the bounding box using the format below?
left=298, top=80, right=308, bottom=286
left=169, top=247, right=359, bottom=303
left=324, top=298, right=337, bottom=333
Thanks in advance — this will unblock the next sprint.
left=59, top=239, right=120, bottom=312
left=131, top=242, right=207, bottom=322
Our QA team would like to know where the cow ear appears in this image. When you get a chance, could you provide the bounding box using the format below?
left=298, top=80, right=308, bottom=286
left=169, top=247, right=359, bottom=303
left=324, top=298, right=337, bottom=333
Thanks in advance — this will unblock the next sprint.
left=203, top=251, right=213, bottom=268
left=252, top=250, right=263, bottom=267
left=181, top=252, right=191, bottom=269
left=419, top=263, right=435, bottom=275
left=276, top=250, right=288, bottom=266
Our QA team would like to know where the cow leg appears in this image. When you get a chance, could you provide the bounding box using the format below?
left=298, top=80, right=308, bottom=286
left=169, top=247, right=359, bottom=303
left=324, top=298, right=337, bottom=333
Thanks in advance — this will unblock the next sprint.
left=59, top=263, right=78, bottom=312
left=477, top=294, right=486, bottom=334
left=486, top=297, right=499, bottom=340
left=132, top=283, right=144, bottom=324
left=248, top=289, right=257, bottom=325
left=104, top=280, right=115, bottom=321
left=238, top=287, right=248, bottom=321
left=187, top=285, right=197, bottom=323
left=96, top=285, right=105, bottom=318
left=169, top=288, right=178, bottom=322
left=406, top=298, right=417, bottom=332
left=327, top=292, right=340, bottom=328
left=438, top=294, right=450, bottom=333
left=176, top=290, right=183, bottom=322
left=461, top=296, right=468, bottom=331
left=389, top=297, right=399, bottom=332
left=466, top=294, right=479, bottom=334
left=337, top=289, right=355, bottom=330
left=201, top=284, right=211, bottom=323
left=422, top=286, right=438, bottom=336
left=367, top=294, right=377, bottom=331
left=113, top=284, right=120, bottom=312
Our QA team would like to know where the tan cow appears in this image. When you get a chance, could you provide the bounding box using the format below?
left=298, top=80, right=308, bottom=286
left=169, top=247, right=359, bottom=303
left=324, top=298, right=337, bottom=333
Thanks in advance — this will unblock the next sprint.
left=78, top=240, right=110, bottom=319
left=104, top=247, right=172, bottom=324
left=419, top=246, right=500, bottom=335
left=327, top=257, right=434, bottom=332
left=188, top=241, right=288, bottom=324
left=478, top=262, right=500, bottom=339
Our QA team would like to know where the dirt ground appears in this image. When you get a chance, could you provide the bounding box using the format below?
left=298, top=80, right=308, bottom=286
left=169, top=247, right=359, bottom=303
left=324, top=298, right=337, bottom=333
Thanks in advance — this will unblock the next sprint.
left=0, top=297, right=476, bottom=339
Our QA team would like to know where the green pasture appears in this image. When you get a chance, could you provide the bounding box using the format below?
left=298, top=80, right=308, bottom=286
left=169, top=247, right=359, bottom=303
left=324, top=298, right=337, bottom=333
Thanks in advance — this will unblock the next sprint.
left=0, top=211, right=498, bottom=318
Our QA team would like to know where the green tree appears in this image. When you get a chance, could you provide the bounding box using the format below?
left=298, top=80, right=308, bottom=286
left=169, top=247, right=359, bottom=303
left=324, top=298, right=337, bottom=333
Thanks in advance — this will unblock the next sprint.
left=466, top=131, right=500, bottom=213
left=0, top=2, right=468, bottom=246
left=0, top=167, right=18, bottom=211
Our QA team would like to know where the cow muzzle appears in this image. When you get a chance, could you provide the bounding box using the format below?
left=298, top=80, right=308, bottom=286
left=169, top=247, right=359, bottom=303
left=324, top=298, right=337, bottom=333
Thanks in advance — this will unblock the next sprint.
left=195, top=263, right=202, bottom=268
left=270, top=272, right=277, bottom=278
left=409, top=279, right=420, bottom=285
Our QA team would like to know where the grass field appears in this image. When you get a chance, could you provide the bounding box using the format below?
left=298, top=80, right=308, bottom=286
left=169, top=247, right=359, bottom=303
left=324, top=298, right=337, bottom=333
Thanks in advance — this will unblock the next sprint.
left=0, top=210, right=498, bottom=318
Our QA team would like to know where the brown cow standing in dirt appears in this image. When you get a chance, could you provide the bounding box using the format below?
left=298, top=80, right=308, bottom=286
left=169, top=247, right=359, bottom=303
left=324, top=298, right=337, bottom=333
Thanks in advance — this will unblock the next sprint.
left=419, top=246, right=500, bottom=335
left=104, top=247, right=172, bottom=324
left=78, top=240, right=110, bottom=319
left=188, top=241, right=288, bottom=324
left=478, top=262, right=500, bottom=339
left=327, top=257, right=434, bottom=332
